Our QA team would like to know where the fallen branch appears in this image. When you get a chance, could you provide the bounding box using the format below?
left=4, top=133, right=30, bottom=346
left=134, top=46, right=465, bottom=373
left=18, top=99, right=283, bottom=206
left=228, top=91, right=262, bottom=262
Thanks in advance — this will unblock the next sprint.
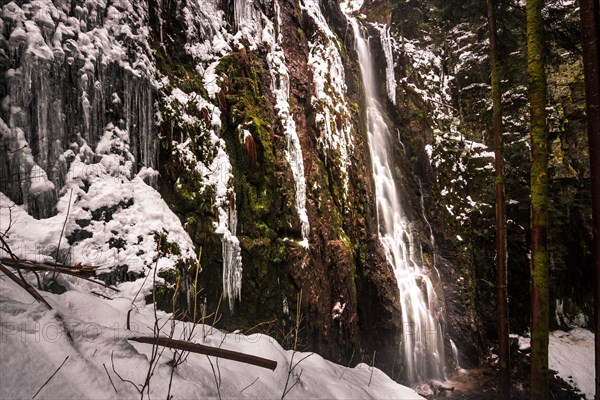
left=128, top=336, right=277, bottom=371
left=0, top=262, right=51, bottom=309
left=0, top=258, right=98, bottom=276
left=91, top=291, right=112, bottom=300
left=32, top=356, right=69, bottom=399
left=0, top=236, right=17, bottom=260
left=0, top=258, right=119, bottom=292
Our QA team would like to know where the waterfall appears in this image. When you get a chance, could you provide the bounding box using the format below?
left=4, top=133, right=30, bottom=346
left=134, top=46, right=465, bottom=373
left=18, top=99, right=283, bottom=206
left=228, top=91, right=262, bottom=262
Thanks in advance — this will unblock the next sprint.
left=348, top=18, right=446, bottom=384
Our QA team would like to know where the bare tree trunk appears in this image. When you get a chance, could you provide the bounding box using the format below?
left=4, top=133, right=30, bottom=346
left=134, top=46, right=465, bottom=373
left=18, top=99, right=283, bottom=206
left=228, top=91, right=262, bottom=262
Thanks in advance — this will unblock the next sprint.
left=578, top=0, right=600, bottom=398
left=526, top=0, right=549, bottom=398
left=487, top=0, right=510, bottom=398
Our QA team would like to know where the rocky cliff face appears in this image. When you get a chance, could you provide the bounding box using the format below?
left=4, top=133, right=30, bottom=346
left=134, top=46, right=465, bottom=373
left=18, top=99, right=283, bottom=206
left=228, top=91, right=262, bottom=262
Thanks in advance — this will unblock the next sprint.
left=0, top=0, right=496, bottom=385
left=155, top=0, right=407, bottom=369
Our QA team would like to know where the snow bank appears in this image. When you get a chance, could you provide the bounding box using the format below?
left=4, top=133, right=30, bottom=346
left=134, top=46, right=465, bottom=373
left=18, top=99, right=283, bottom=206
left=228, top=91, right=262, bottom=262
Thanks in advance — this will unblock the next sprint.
left=549, top=329, right=595, bottom=399
left=0, top=277, right=424, bottom=399
left=513, top=330, right=595, bottom=399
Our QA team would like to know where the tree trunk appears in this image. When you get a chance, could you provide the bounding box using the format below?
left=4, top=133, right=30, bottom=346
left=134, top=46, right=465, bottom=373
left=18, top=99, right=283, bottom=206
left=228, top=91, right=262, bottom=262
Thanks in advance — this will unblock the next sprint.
left=578, top=0, right=600, bottom=398
left=487, top=0, right=510, bottom=398
left=526, top=0, right=549, bottom=398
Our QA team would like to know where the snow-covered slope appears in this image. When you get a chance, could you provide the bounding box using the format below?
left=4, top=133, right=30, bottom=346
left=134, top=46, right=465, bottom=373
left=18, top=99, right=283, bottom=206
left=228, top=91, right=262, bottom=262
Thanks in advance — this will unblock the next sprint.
left=514, top=330, right=595, bottom=399
left=548, top=329, right=595, bottom=399
left=0, top=275, right=423, bottom=399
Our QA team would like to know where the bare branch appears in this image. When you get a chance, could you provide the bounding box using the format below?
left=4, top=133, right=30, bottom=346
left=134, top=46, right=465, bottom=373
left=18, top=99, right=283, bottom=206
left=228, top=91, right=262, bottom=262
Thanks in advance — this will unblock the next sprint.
left=54, top=188, right=73, bottom=266
left=111, top=351, right=141, bottom=394
left=368, top=351, right=376, bottom=387
left=0, top=261, right=51, bottom=309
left=240, top=377, right=259, bottom=394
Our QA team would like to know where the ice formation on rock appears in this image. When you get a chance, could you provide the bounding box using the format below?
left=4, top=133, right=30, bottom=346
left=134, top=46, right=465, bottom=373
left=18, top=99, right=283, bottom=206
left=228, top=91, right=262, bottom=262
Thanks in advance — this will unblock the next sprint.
left=263, top=0, right=310, bottom=245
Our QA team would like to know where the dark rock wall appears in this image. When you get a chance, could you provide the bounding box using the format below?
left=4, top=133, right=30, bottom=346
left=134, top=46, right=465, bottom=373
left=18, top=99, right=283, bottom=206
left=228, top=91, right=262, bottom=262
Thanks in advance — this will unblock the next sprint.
left=149, top=0, right=405, bottom=375
left=1, top=0, right=523, bottom=383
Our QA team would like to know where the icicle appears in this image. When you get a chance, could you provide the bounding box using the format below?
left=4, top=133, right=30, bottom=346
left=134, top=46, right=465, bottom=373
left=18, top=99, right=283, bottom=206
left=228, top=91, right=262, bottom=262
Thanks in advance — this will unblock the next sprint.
left=378, top=25, right=397, bottom=105
left=301, top=0, right=354, bottom=196
left=234, top=0, right=253, bottom=29
left=222, top=192, right=242, bottom=311
left=264, top=1, right=310, bottom=246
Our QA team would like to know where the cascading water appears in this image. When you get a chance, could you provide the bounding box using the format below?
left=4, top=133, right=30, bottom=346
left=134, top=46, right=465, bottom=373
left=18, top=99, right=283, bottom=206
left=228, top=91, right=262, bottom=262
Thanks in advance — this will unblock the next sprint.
left=348, top=18, right=447, bottom=384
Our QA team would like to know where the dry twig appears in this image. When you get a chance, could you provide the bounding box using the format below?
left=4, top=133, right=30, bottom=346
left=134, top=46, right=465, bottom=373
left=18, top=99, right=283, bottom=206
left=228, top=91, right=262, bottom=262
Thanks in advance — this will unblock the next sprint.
left=0, top=261, right=51, bottom=308
left=103, top=363, right=118, bottom=394
left=32, top=356, right=69, bottom=399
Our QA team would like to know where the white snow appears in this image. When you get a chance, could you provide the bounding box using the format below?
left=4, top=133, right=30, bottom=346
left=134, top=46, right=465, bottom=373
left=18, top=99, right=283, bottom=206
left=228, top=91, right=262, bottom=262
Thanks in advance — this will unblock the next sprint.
left=302, top=0, right=354, bottom=195
left=0, top=267, right=424, bottom=399
left=548, top=329, right=595, bottom=399
left=513, top=330, right=595, bottom=399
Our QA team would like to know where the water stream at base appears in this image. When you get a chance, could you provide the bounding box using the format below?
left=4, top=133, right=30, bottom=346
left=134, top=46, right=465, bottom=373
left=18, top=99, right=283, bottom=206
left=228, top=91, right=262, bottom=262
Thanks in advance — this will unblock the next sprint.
left=348, top=17, right=447, bottom=384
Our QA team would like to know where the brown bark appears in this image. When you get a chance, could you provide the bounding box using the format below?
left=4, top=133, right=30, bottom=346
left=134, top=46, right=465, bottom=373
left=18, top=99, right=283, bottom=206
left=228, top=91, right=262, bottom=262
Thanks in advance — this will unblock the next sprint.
left=578, top=0, right=600, bottom=398
left=487, top=0, right=510, bottom=398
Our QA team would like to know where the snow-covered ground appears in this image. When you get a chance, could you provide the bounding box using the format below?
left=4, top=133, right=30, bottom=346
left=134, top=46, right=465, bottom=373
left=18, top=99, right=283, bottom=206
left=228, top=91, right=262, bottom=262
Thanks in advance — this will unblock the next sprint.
left=0, top=274, right=423, bottom=399
left=0, top=137, right=421, bottom=399
left=514, top=329, right=595, bottom=399
left=549, top=329, right=595, bottom=399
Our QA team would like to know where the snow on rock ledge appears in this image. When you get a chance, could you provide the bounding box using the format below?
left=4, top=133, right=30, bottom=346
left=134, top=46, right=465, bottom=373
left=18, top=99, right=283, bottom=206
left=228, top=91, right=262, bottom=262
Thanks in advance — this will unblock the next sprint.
left=0, top=123, right=196, bottom=282
left=302, top=0, right=354, bottom=196
left=263, top=0, right=310, bottom=246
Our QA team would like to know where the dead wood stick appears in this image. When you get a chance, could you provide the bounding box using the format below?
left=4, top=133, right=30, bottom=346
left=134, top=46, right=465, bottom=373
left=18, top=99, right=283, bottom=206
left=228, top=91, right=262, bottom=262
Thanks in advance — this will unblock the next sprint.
left=128, top=336, right=278, bottom=371
left=0, top=262, right=51, bottom=309
left=32, top=356, right=69, bottom=399
left=0, top=259, right=119, bottom=292
left=0, top=258, right=98, bottom=274
left=91, top=291, right=112, bottom=300
left=0, top=236, right=18, bottom=260
left=103, top=363, right=118, bottom=393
